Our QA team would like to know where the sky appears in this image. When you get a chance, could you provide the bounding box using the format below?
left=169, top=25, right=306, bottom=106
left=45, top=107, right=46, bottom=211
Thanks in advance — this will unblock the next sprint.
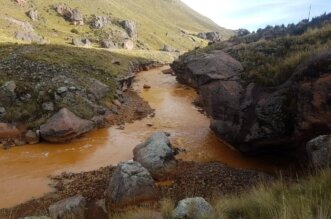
left=181, top=0, right=331, bottom=31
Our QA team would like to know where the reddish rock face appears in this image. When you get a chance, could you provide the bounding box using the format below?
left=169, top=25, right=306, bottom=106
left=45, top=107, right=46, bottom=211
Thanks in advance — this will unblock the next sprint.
left=171, top=50, right=331, bottom=154
left=40, top=108, right=95, bottom=143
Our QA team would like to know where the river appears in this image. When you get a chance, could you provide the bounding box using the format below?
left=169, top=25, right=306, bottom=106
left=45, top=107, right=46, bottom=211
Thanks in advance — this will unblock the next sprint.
left=0, top=66, right=284, bottom=209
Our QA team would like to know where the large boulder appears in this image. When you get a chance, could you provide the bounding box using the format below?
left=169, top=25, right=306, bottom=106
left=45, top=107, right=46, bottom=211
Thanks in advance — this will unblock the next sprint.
left=121, top=20, right=137, bottom=39
left=172, top=50, right=243, bottom=88
left=72, top=38, right=91, bottom=47
left=105, top=161, right=158, bottom=209
left=87, top=79, right=110, bottom=100
left=40, top=108, right=95, bottom=143
left=172, top=49, right=331, bottom=154
left=172, top=197, right=213, bottom=219
left=133, top=132, right=176, bottom=180
left=100, top=39, right=117, bottom=49
left=91, top=16, right=110, bottom=29
left=306, top=135, right=331, bottom=168
left=123, top=39, right=135, bottom=50
left=71, top=8, right=84, bottom=25
left=27, top=9, right=38, bottom=21
left=197, top=32, right=222, bottom=42
left=48, top=195, right=86, bottom=219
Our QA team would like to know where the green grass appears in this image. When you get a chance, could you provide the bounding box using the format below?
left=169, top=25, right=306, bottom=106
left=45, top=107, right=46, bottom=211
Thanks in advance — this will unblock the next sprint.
left=213, top=170, right=331, bottom=219
left=0, top=0, right=233, bottom=51
left=156, top=171, right=331, bottom=219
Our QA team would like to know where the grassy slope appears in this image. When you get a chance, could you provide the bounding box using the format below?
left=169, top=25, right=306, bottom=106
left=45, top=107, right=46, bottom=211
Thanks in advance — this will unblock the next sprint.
left=0, top=0, right=233, bottom=50
left=0, top=43, right=174, bottom=127
left=181, top=23, right=331, bottom=86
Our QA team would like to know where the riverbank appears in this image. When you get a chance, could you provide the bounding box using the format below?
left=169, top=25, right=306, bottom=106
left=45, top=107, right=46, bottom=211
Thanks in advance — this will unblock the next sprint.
left=0, top=160, right=273, bottom=218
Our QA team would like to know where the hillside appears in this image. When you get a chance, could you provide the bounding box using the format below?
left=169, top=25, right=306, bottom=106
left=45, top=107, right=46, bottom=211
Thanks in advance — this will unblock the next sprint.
left=0, top=0, right=233, bottom=50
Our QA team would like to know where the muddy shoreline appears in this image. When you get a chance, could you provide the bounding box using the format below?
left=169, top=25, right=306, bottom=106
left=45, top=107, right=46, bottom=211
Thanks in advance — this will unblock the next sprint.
left=0, top=160, right=274, bottom=218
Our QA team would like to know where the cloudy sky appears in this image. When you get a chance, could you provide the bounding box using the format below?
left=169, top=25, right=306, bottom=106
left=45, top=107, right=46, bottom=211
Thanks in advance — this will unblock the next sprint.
left=181, top=0, right=331, bottom=31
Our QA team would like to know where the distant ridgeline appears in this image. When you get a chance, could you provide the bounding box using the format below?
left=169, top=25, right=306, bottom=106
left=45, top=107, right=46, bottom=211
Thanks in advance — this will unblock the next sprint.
left=233, top=12, right=331, bottom=43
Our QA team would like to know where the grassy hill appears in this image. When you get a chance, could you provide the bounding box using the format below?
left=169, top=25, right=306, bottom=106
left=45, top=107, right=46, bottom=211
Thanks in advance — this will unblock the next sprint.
left=0, top=0, right=233, bottom=50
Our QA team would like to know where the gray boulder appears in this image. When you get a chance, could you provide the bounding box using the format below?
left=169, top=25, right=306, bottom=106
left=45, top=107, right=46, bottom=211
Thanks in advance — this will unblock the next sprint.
left=100, top=39, right=116, bottom=49
left=161, top=45, right=175, bottom=52
left=0, top=107, right=5, bottom=116
left=92, top=16, right=110, bottom=29
left=15, top=31, right=44, bottom=43
left=105, top=160, right=157, bottom=208
left=71, top=8, right=84, bottom=25
left=48, top=195, right=86, bottom=219
left=123, top=39, right=134, bottom=50
left=40, top=108, right=94, bottom=143
left=133, top=132, right=176, bottom=180
left=172, top=197, right=213, bottom=219
left=87, top=79, right=110, bottom=100
left=25, top=130, right=39, bottom=144
left=121, top=20, right=137, bottom=39
left=42, top=102, right=54, bottom=112
left=72, top=38, right=91, bottom=47
left=27, top=9, right=38, bottom=21
left=307, top=135, right=331, bottom=168
left=197, top=32, right=222, bottom=42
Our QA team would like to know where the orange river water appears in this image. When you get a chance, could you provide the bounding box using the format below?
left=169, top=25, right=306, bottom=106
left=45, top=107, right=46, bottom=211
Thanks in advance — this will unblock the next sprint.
left=0, top=66, right=287, bottom=209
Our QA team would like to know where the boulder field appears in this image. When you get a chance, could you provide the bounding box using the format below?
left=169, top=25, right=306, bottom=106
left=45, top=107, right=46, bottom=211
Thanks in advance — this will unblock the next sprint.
left=171, top=50, right=331, bottom=154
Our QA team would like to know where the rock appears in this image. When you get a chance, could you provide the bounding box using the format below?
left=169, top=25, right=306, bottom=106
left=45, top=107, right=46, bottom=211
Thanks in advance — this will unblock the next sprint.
left=87, top=79, right=110, bottom=100
left=42, top=102, right=54, bottom=112
left=172, top=48, right=331, bottom=154
left=100, top=39, right=116, bottom=49
left=133, top=132, right=176, bottom=180
left=15, top=31, right=44, bottom=43
left=91, top=16, right=110, bottom=29
left=25, top=130, right=39, bottom=144
left=143, top=84, right=151, bottom=89
left=85, top=199, right=108, bottom=219
left=172, top=197, right=213, bottom=219
left=172, top=50, right=243, bottom=89
left=72, top=38, right=91, bottom=47
left=105, top=161, right=158, bottom=208
left=27, top=9, right=38, bottom=21
left=197, top=32, right=222, bottom=42
left=0, top=123, right=21, bottom=139
left=0, top=107, right=5, bottom=116
left=71, top=8, right=84, bottom=25
left=121, top=20, right=137, bottom=39
left=3, top=81, right=16, bottom=93
left=54, top=3, right=72, bottom=19
left=123, top=39, right=135, bottom=50
left=40, top=108, right=95, bottom=143
left=307, top=135, right=331, bottom=168
left=161, top=45, right=175, bottom=52
left=48, top=195, right=86, bottom=219
left=56, top=86, right=68, bottom=95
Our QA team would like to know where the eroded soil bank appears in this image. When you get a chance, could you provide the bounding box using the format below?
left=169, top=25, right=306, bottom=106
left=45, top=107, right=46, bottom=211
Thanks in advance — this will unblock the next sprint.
left=0, top=66, right=293, bottom=209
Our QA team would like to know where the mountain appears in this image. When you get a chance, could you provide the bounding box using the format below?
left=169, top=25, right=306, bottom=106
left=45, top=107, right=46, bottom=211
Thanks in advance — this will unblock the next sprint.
left=0, top=0, right=233, bottom=50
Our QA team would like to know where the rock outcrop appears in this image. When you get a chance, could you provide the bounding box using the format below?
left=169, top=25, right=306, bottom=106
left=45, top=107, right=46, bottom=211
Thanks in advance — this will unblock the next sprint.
left=91, top=16, right=110, bottom=29
left=172, top=49, right=331, bottom=154
left=172, top=197, right=214, bottom=219
left=105, top=160, right=158, bottom=208
left=133, top=132, right=176, bottom=180
left=40, top=108, right=95, bottom=143
left=307, top=135, right=331, bottom=168
left=197, top=32, right=222, bottom=42
left=72, top=37, right=91, bottom=47
left=121, top=20, right=137, bottom=39
left=27, top=9, right=38, bottom=21
left=48, top=195, right=86, bottom=219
